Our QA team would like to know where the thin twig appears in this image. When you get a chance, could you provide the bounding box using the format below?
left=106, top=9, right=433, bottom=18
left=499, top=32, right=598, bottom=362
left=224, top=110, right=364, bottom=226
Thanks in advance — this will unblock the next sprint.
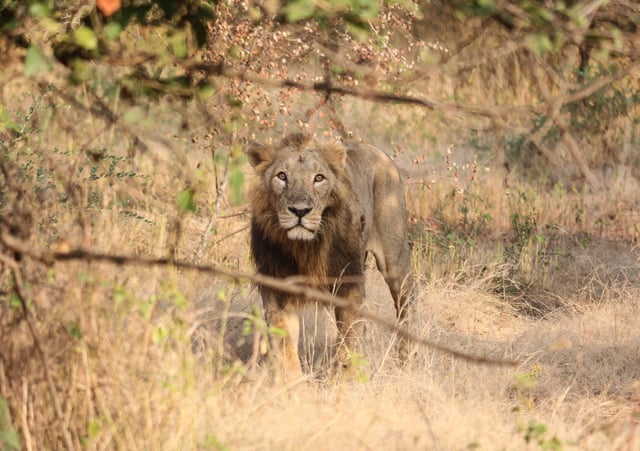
left=216, top=209, right=250, bottom=219
left=0, top=252, right=76, bottom=451
left=193, top=147, right=233, bottom=263
left=215, top=225, right=249, bottom=245
left=41, top=82, right=149, bottom=153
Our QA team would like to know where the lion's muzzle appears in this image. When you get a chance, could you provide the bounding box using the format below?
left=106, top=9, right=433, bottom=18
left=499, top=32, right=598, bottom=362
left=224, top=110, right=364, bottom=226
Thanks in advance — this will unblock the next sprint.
left=279, top=204, right=319, bottom=241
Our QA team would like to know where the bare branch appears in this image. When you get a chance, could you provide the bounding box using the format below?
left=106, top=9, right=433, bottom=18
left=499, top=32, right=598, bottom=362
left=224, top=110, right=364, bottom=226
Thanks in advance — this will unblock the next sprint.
left=0, top=230, right=517, bottom=367
left=41, top=82, right=150, bottom=153
left=183, top=58, right=640, bottom=124
left=556, top=116, right=601, bottom=191
left=185, top=61, right=503, bottom=118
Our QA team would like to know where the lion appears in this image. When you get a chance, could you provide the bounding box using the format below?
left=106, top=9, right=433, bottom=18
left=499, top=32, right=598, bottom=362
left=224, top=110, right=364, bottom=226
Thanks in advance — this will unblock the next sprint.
left=248, top=133, right=414, bottom=378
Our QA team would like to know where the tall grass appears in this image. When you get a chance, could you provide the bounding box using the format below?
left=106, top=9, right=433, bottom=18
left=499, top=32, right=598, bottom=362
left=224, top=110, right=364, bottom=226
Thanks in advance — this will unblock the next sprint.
left=1, top=74, right=640, bottom=451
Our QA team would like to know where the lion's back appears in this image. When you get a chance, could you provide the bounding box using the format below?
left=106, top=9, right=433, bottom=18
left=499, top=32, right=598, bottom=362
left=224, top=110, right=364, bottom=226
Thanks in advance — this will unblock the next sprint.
left=345, top=142, right=407, bottom=230
left=343, top=142, right=411, bottom=281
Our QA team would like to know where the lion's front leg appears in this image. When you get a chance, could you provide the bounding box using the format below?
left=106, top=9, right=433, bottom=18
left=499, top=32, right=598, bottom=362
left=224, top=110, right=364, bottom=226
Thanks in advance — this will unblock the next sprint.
left=333, top=282, right=365, bottom=375
left=391, top=276, right=416, bottom=364
left=263, top=293, right=303, bottom=380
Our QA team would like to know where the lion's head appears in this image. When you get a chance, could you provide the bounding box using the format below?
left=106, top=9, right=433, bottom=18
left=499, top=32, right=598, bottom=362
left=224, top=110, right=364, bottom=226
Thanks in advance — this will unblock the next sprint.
left=248, top=134, right=348, bottom=241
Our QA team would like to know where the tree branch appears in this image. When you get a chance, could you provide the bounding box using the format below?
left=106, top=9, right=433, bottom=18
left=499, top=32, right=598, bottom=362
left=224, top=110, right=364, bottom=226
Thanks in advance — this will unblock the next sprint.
left=183, top=58, right=640, bottom=123
left=0, top=230, right=517, bottom=367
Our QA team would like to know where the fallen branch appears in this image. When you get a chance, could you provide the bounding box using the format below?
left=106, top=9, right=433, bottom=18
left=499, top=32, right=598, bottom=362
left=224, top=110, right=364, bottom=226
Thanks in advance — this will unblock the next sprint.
left=1, top=230, right=517, bottom=367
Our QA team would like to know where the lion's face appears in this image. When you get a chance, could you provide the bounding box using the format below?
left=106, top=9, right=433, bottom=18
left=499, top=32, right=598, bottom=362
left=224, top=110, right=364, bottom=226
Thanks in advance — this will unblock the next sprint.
left=265, top=151, right=338, bottom=240
left=248, top=135, right=347, bottom=241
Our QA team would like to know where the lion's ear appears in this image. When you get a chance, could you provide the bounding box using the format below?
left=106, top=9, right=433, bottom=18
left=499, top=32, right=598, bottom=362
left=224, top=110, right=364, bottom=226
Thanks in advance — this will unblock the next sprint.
left=247, top=142, right=274, bottom=174
left=320, top=143, right=347, bottom=174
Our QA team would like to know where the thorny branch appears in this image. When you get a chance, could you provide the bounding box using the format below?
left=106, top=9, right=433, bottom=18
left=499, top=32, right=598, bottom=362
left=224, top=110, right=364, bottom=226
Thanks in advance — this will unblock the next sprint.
left=0, top=229, right=517, bottom=367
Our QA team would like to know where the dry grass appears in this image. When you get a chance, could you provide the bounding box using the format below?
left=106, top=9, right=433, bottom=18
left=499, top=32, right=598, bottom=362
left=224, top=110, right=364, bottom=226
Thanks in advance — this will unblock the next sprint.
left=2, top=76, right=640, bottom=451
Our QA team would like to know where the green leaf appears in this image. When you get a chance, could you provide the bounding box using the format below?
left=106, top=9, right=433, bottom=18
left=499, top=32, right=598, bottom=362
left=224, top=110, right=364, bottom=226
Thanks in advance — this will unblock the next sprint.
left=68, top=322, right=84, bottom=340
left=0, top=397, right=9, bottom=424
left=176, top=188, right=196, bottom=212
left=8, top=293, right=21, bottom=309
left=74, top=26, right=98, bottom=50
left=227, top=45, right=242, bottom=59
left=0, top=106, right=19, bottom=132
left=269, top=326, right=288, bottom=338
left=203, top=434, right=230, bottom=451
left=284, top=0, right=316, bottom=22
left=229, top=164, right=245, bottom=205
left=29, top=2, right=52, bottom=17
left=0, top=397, right=21, bottom=450
left=104, top=22, right=122, bottom=41
left=197, top=81, right=214, bottom=100
left=87, top=420, right=101, bottom=438
left=24, top=45, right=51, bottom=76
left=611, top=27, right=623, bottom=51
left=70, top=58, right=95, bottom=83
left=151, top=325, right=168, bottom=344
left=476, top=0, right=497, bottom=13
left=169, top=31, right=187, bottom=58
left=0, top=428, right=21, bottom=450
left=528, top=33, right=553, bottom=55
left=122, top=107, right=144, bottom=125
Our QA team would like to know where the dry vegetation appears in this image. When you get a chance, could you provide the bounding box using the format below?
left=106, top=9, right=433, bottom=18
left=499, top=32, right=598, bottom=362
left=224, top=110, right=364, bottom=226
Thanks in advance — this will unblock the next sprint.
left=2, top=2, right=640, bottom=450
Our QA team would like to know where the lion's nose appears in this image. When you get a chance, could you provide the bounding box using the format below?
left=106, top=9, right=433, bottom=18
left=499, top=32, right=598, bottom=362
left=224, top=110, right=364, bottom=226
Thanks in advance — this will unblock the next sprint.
left=288, top=206, right=312, bottom=218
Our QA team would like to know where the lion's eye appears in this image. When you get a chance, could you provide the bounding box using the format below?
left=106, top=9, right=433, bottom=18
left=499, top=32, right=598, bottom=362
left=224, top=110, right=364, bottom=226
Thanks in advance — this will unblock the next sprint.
left=276, top=172, right=287, bottom=182
left=314, top=174, right=325, bottom=183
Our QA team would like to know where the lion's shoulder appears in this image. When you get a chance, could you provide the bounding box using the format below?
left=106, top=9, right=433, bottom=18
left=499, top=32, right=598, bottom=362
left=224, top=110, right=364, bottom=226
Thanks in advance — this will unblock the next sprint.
left=343, top=141, right=404, bottom=208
